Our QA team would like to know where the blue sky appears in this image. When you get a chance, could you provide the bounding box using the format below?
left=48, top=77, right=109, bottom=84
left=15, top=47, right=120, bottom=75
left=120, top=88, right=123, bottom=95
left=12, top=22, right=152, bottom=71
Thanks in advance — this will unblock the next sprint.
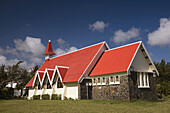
left=0, top=0, right=170, bottom=69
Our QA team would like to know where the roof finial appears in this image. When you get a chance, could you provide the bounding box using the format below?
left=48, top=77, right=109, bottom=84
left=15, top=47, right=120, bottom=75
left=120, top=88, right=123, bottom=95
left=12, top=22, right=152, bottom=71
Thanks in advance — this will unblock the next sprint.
left=43, top=40, right=56, bottom=58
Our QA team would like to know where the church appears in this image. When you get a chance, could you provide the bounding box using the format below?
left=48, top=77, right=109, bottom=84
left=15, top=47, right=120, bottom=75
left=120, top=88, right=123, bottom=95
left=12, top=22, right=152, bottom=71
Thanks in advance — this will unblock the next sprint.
left=25, top=40, right=158, bottom=101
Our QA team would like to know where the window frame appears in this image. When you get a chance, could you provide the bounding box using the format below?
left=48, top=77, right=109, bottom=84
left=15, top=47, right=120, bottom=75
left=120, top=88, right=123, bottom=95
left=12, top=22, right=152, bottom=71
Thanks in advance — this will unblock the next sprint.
left=109, top=75, right=120, bottom=85
left=138, top=72, right=150, bottom=88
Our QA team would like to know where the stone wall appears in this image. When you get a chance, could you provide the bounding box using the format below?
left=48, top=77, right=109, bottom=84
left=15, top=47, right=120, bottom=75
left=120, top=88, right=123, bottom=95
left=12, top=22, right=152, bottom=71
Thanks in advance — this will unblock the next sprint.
left=92, top=75, right=130, bottom=101
left=129, top=72, right=157, bottom=101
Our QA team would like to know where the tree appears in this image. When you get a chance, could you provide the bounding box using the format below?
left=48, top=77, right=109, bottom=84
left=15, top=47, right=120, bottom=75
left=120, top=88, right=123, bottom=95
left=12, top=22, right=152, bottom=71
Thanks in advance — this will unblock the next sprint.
left=155, top=59, right=170, bottom=98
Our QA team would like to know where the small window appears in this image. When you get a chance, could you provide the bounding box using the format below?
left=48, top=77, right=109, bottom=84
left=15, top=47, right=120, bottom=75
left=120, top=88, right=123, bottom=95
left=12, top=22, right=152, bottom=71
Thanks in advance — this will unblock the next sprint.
left=115, top=76, right=119, bottom=82
left=102, top=77, right=105, bottom=83
left=110, top=76, right=114, bottom=82
left=94, top=78, right=96, bottom=84
left=98, top=78, right=101, bottom=83
left=109, top=75, right=120, bottom=84
left=138, top=72, right=149, bottom=88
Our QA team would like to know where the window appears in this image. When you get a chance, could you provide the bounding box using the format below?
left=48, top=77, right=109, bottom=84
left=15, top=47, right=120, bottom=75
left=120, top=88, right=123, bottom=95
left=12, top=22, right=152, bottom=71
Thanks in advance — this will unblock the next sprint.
left=115, top=76, right=119, bottom=82
left=57, top=78, right=63, bottom=88
left=98, top=78, right=101, bottom=84
left=109, top=75, right=120, bottom=84
left=102, top=77, right=106, bottom=85
left=47, top=80, right=51, bottom=89
left=102, top=77, right=105, bottom=83
left=110, top=76, right=114, bottom=82
left=93, top=78, right=97, bottom=85
left=138, top=72, right=149, bottom=88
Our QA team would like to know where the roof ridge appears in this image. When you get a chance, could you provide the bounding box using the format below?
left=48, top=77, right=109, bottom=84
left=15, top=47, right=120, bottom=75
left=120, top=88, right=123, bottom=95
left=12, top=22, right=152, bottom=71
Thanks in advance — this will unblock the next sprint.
left=105, top=41, right=142, bottom=52
left=50, top=41, right=105, bottom=60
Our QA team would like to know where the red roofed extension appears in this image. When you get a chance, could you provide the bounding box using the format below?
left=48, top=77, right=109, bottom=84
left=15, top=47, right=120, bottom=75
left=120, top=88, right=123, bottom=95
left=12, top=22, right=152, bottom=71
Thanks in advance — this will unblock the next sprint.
left=90, top=41, right=141, bottom=76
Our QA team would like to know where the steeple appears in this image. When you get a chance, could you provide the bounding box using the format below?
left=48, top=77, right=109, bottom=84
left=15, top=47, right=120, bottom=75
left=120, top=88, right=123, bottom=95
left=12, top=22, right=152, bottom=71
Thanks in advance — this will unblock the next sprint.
left=43, top=40, right=55, bottom=60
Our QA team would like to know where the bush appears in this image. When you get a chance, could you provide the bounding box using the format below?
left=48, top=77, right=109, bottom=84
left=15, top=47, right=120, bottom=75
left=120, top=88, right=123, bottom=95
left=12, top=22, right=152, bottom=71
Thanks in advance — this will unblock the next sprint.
left=68, top=97, right=74, bottom=100
left=42, top=94, right=50, bottom=100
left=51, top=94, right=62, bottom=100
left=64, top=96, right=68, bottom=100
left=33, top=95, right=40, bottom=100
left=58, top=94, right=61, bottom=100
left=51, top=94, right=58, bottom=100
left=0, top=88, right=14, bottom=99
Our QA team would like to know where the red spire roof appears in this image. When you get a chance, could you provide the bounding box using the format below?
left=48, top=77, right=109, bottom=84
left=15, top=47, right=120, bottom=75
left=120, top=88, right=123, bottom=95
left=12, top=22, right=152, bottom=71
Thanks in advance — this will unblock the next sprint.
left=43, top=40, right=56, bottom=55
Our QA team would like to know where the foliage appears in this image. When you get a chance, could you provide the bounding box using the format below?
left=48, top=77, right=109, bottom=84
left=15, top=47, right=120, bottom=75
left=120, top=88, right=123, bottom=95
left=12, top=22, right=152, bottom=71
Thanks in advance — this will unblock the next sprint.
left=154, top=59, right=170, bottom=98
left=33, top=95, right=40, bottom=100
left=51, top=94, right=61, bottom=100
left=51, top=94, right=58, bottom=100
left=0, top=62, right=39, bottom=99
left=64, top=96, right=68, bottom=100
left=42, top=94, right=50, bottom=100
left=0, top=88, right=14, bottom=99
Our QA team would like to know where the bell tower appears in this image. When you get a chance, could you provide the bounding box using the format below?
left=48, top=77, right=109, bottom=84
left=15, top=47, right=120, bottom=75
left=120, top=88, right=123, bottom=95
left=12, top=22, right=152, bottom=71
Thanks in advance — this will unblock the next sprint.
left=43, top=40, right=56, bottom=60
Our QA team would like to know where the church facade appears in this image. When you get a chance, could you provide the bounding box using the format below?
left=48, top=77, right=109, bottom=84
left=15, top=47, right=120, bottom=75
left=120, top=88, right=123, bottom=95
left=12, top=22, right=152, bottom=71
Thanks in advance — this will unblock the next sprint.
left=25, top=40, right=158, bottom=101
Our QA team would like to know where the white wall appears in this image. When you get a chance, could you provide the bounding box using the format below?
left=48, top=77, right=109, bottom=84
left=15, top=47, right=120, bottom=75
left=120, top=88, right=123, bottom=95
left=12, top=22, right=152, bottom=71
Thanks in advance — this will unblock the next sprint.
left=64, top=83, right=78, bottom=100
left=131, top=47, right=152, bottom=72
left=28, top=89, right=34, bottom=99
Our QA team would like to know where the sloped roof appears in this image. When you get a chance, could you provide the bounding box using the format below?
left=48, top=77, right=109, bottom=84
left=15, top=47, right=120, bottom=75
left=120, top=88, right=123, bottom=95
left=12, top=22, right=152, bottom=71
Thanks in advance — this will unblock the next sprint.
left=25, top=42, right=104, bottom=87
left=47, top=70, right=54, bottom=81
left=38, top=72, right=44, bottom=82
left=43, top=40, right=55, bottom=55
left=58, top=67, right=68, bottom=81
left=90, top=41, right=141, bottom=76
left=25, top=75, right=36, bottom=87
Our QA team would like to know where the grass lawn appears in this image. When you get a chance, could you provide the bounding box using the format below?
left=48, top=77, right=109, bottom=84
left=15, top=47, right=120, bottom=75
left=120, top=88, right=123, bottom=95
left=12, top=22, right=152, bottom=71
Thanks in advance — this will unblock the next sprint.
left=0, top=99, right=170, bottom=113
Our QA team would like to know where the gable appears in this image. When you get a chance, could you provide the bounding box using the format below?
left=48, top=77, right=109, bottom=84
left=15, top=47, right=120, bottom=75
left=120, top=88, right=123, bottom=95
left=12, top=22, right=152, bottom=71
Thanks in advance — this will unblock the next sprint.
left=131, top=46, right=152, bottom=72
left=129, top=43, right=159, bottom=75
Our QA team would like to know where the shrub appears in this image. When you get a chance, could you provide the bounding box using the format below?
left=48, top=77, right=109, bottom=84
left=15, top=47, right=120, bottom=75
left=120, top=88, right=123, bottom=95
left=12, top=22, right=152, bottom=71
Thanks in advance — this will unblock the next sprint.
left=33, top=95, right=40, bottom=100
left=64, top=96, right=68, bottom=100
left=58, top=94, right=61, bottom=100
left=68, top=97, right=74, bottom=100
left=42, top=94, right=50, bottom=100
left=51, top=94, right=58, bottom=100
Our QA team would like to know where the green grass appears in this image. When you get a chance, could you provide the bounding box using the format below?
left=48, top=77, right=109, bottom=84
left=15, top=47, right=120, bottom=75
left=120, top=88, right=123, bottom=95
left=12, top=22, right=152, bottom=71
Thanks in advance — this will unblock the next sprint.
left=0, top=99, right=170, bottom=113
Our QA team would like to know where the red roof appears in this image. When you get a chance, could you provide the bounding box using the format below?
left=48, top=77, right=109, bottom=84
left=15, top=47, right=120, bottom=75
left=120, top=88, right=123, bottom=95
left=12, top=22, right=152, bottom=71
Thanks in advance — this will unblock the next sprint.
left=58, top=67, right=68, bottom=81
left=39, top=42, right=104, bottom=83
left=25, top=75, right=36, bottom=87
left=90, top=42, right=141, bottom=76
left=38, top=72, right=44, bottom=82
left=47, top=70, right=54, bottom=81
left=43, top=40, right=55, bottom=55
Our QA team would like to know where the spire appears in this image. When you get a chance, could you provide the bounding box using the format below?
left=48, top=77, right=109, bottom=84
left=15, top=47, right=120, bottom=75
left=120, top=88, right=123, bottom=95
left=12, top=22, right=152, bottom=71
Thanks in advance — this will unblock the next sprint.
left=43, top=40, right=55, bottom=60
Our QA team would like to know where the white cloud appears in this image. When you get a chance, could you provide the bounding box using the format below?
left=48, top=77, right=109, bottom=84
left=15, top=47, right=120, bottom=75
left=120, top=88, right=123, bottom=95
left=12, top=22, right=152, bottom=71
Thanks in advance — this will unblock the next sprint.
left=110, top=27, right=140, bottom=44
left=14, top=36, right=45, bottom=57
left=89, top=20, right=109, bottom=32
left=0, top=55, right=34, bottom=70
left=148, top=18, right=170, bottom=47
left=55, top=38, right=78, bottom=56
left=13, top=36, right=45, bottom=63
